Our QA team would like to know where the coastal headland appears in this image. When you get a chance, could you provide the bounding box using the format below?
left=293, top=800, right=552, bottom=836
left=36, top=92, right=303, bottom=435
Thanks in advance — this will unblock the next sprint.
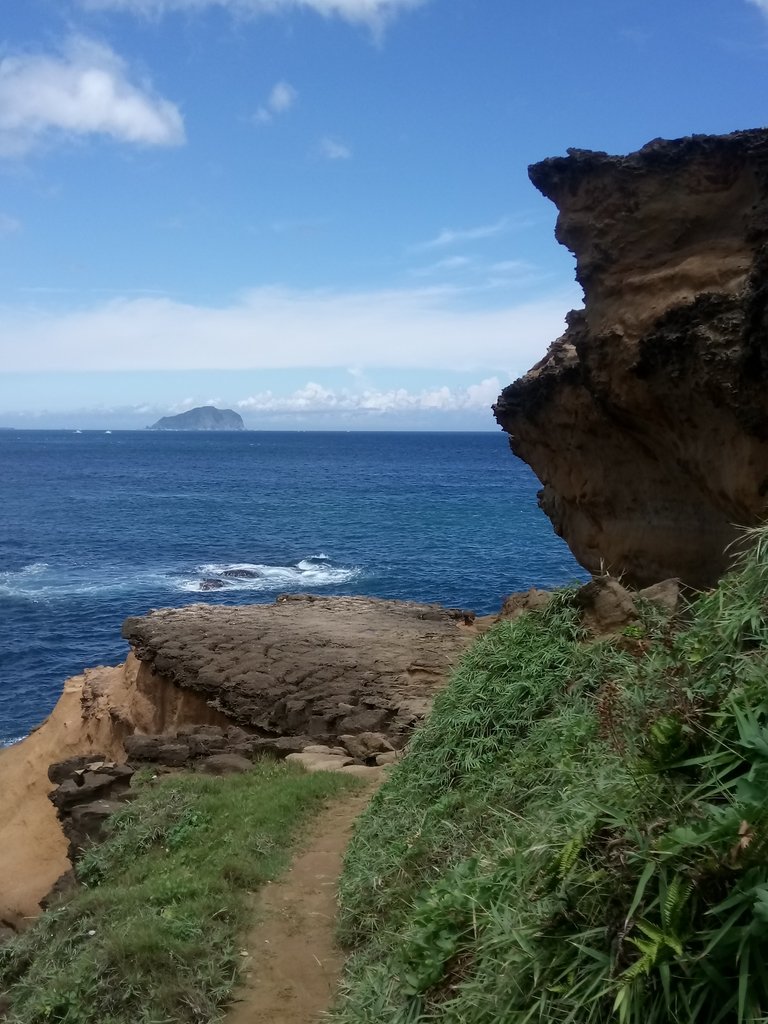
left=5, top=127, right=768, bottom=1023
left=0, top=595, right=480, bottom=926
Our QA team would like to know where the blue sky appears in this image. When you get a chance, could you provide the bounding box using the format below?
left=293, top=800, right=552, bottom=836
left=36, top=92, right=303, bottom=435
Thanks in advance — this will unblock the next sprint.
left=2, top=0, right=768, bottom=428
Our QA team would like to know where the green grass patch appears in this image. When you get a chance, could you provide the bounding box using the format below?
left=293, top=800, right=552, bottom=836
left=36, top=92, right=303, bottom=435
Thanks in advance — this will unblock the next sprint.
left=334, top=529, right=768, bottom=1023
left=1, top=760, right=358, bottom=1024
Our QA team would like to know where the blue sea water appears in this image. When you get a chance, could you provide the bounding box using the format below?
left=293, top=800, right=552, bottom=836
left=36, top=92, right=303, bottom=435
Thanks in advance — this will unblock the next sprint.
left=0, top=430, right=584, bottom=746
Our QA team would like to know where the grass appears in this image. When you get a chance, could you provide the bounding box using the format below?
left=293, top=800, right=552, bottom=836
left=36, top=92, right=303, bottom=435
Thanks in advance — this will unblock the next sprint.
left=0, top=759, right=358, bottom=1024
left=332, top=528, right=768, bottom=1024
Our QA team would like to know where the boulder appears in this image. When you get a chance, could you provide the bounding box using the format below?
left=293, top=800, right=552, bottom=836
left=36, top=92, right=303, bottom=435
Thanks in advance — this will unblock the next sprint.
left=48, top=754, right=107, bottom=785
left=497, top=588, right=552, bottom=621
left=338, top=708, right=390, bottom=734
left=195, top=753, right=253, bottom=775
left=68, top=799, right=126, bottom=854
left=285, top=752, right=354, bottom=773
left=340, top=732, right=395, bottom=761
left=187, top=732, right=228, bottom=757
left=575, top=578, right=637, bottom=633
left=375, top=750, right=400, bottom=766
left=638, top=578, right=682, bottom=616
left=123, top=735, right=190, bottom=767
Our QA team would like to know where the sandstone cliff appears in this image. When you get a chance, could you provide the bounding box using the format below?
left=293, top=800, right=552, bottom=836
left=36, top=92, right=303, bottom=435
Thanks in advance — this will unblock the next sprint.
left=494, top=128, right=768, bottom=587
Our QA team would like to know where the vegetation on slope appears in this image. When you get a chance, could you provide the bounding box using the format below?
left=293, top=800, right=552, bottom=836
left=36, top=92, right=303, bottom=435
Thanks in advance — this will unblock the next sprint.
left=0, top=762, right=357, bottom=1024
left=335, top=529, right=768, bottom=1024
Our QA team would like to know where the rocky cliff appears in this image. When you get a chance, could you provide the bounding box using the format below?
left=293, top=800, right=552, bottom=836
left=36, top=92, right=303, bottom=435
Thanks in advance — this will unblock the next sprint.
left=149, top=406, right=244, bottom=430
left=494, top=128, right=768, bottom=587
left=121, top=596, right=475, bottom=744
left=0, top=595, right=475, bottom=924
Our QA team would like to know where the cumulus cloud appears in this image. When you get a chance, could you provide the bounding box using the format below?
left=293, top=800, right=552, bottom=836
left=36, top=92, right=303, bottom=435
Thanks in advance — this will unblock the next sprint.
left=236, top=376, right=502, bottom=416
left=79, top=0, right=426, bottom=29
left=0, top=282, right=580, bottom=373
left=317, top=135, right=351, bottom=160
left=253, top=80, right=297, bottom=124
left=0, top=37, right=184, bottom=158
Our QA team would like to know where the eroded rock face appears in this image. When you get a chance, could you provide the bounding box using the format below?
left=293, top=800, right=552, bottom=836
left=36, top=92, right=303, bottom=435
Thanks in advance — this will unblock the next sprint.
left=122, top=596, right=474, bottom=746
left=494, top=129, right=768, bottom=587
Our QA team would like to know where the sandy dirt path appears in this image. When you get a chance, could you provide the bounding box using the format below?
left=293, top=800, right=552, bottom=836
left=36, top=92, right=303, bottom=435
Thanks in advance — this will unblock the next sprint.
left=226, top=784, right=376, bottom=1024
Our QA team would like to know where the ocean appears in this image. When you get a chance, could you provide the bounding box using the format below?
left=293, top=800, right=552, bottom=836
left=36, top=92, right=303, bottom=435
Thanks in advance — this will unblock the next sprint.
left=0, top=430, right=583, bottom=746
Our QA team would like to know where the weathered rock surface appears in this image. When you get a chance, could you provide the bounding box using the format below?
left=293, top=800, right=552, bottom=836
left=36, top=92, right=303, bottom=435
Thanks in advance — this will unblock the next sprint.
left=123, top=725, right=313, bottom=766
left=638, top=579, right=682, bottom=616
left=494, top=129, right=768, bottom=588
left=339, top=732, right=394, bottom=761
left=575, top=577, right=638, bottom=634
left=285, top=752, right=355, bottom=773
left=122, top=596, right=473, bottom=746
left=497, top=588, right=552, bottom=621
left=195, top=753, right=254, bottom=775
left=47, top=759, right=136, bottom=862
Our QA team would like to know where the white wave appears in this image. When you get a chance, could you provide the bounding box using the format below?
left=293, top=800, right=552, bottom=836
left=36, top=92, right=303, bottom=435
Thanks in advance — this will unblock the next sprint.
left=0, top=735, right=25, bottom=749
left=2, top=561, right=49, bottom=577
left=0, top=562, right=167, bottom=600
left=0, top=562, right=132, bottom=600
left=0, top=557, right=361, bottom=601
left=178, top=558, right=361, bottom=594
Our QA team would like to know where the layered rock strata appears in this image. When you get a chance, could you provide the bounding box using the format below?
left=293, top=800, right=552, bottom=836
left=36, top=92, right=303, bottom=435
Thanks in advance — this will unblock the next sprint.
left=494, top=129, right=768, bottom=587
left=122, top=595, right=475, bottom=745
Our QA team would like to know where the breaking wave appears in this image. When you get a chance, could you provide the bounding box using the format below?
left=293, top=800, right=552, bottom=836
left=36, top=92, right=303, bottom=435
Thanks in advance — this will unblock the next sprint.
left=176, top=555, right=361, bottom=594
left=0, top=555, right=361, bottom=601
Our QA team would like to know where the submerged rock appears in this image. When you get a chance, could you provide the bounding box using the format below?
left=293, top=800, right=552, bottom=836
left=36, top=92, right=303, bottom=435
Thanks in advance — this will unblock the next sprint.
left=494, top=129, right=768, bottom=587
left=199, top=579, right=226, bottom=591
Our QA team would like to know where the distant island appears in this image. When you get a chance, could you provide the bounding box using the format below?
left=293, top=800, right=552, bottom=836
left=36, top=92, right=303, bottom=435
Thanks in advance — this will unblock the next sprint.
left=148, top=406, right=245, bottom=431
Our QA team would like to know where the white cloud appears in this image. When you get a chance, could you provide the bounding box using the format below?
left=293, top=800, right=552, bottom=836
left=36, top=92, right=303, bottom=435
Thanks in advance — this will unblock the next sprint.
left=79, top=0, right=426, bottom=29
left=0, top=282, right=580, bottom=373
left=748, top=0, right=768, bottom=14
left=0, top=213, right=21, bottom=236
left=410, top=255, right=472, bottom=277
left=412, top=217, right=511, bottom=252
left=0, top=37, right=184, bottom=158
left=236, top=376, right=502, bottom=415
left=253, top=80, right=297, bottom=124
left=318, top=135, right=352, bottom=160
left=491, top=259, right=534, bottom=274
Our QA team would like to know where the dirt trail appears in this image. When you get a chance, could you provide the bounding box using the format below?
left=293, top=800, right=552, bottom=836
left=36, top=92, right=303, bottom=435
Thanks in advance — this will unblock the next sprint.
left=227, top=784, right=376, bottom=1024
